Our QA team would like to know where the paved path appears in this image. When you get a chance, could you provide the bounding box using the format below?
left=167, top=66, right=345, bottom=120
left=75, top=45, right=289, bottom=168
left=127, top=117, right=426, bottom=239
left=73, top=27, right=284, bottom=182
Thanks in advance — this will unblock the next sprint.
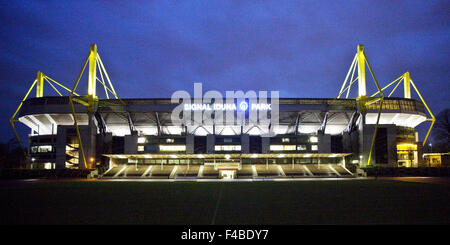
left=377, top=177, right=450, bottom=185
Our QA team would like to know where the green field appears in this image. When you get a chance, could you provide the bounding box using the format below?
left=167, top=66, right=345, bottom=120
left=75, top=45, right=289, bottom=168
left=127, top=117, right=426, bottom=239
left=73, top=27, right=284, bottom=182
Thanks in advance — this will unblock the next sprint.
left=1, top=179, right=449, bottom=225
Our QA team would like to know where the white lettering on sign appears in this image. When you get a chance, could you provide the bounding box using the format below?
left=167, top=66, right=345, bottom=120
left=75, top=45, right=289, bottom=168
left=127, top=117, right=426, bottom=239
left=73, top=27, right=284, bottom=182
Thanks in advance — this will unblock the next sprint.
left=184, top=103, right=270, bottom=111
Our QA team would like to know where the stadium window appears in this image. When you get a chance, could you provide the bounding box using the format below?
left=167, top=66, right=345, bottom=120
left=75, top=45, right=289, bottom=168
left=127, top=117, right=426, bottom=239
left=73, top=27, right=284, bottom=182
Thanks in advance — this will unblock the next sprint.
left=309, top=136, right=318, bottom=143
left=32, top=145, right=53, bottom=153
left=138, top=137, right=147, bottom=144
left=270, top=145, right=296, bottom=151
left=282, top=138, right=290, bottom=143
left=166, top=138, right=174, bottom=143
left=159, top=145, right=186, bottom=151
left=284, top=145, right=296, bottom=151
left=297, top=145, right=307, bottom=151
left=215, top=145, right=241, bottom=151
left=168, top=159, right=178, bottom=164
left=270, top=145, right=283, bottom=151
left=311, top=145, right=318, bottom=151
left=138, top=146, right=144, bottom=152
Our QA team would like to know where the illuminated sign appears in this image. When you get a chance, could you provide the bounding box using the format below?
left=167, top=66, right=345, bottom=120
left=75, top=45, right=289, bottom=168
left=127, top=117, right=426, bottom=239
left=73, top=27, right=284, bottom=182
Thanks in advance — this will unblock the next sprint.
left=184, top=103, right=271, bottom=111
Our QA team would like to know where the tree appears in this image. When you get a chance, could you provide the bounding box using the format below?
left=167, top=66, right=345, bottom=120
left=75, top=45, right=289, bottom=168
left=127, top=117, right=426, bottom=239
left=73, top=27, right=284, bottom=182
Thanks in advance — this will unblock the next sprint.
left=430, top=109, right=450, bottom=153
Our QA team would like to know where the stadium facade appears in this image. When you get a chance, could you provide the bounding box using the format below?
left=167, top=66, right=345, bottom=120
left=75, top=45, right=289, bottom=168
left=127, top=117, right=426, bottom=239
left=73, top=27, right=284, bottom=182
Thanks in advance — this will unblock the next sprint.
left=11, top=44, right=434, bottom=179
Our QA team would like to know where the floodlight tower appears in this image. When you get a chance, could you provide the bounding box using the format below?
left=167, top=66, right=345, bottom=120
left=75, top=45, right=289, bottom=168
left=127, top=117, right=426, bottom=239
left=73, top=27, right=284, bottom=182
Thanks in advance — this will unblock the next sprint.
left=357, top=44, right=367, bottom=98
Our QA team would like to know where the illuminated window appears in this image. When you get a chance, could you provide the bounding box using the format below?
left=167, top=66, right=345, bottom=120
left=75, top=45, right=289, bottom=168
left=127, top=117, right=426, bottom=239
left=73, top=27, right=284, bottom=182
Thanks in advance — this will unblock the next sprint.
left=311, top=145, right=318, bottom=151
left=297, top=145, right=307, bottom=151
left=166, top=138, right=174, bottom=143
left=284, top=145, right=296, bottom=151
left=397, top=143, right=417, bottom=151
left=215, top=145, right=241, bottom=151
left=270, top=145, right=296, bottom=151
left=138, top=137, right=147, bottom=144
left=282, top=138, right=290, bottom=143
left=159, top=145, right=186, bottom=151
left=138, top=146, right=144, bottom=152
left=32, top=145, right=53, bottom=153
left=309, top=136, right=318, bottom=143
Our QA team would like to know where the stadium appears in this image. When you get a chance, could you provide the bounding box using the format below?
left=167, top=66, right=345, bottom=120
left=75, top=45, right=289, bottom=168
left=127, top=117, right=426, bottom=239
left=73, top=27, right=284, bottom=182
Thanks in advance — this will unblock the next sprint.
left=11, top=44, right=435, bottom=180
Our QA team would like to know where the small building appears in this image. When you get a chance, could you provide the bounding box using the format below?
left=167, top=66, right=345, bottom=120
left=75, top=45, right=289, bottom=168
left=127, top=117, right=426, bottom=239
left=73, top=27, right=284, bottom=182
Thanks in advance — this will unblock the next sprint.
left=423, top=153, right=450, bottom=167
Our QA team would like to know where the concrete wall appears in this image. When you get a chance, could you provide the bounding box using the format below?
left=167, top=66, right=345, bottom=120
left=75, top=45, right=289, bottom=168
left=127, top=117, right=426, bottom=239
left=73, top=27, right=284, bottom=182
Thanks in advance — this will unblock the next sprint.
left=241, top=134, right=249, bottom=154
left=386, top=125, right=397, bottom=167
left=186, top=134, right=194, bottom=154
left=359, top=124, right=397, bottom=167
left=318, top=134, right=331, bottom=153
left=261, top=137, right=270, bottom=153
left=55, top=125, right=67, bottom=169
left=206, top=134, right=215, bottom=154
left=124, top=134, right=138, bottom=154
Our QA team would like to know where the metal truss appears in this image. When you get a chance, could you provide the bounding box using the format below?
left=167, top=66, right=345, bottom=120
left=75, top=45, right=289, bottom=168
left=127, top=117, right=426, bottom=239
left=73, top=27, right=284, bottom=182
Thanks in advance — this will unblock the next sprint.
left=336, top=45, right=385, bottom=166
left=68, top=44, right=122, bottom=168
left=10, top=71, right=79, bottom=158
left=370, top=72, right=435, bottom=146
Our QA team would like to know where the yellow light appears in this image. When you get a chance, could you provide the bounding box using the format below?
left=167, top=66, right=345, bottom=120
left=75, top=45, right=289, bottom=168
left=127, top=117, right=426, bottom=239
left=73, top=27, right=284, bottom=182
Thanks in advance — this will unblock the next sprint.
left=159, top=145, right=186, bottom=151
left=90, top=157, right=95, bottom=162
left=251, top=154, right=258, bottom=158
left=225, top=154, right=231, bottom=160
left=277, top=154, right=285, bottom=158
left=397, top=143, right=417, bottom=151
left=304, top=154, right=311, bottom=158
left=270, top=145, right=296, bottom=151
left=144, top=155, right=152, bottom=159
left=170, top=155, right=177, bottom=158
left=197, top=154, right=204, bottom=158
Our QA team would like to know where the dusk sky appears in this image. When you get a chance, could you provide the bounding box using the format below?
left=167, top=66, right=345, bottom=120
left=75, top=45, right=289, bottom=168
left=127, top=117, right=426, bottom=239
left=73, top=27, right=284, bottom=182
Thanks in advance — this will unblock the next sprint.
left=1, top=0, right=449, bottom=142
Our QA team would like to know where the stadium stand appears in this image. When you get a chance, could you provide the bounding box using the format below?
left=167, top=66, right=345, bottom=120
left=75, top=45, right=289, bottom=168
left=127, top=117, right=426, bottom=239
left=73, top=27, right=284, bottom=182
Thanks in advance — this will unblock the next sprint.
left=175, top=165, right=200, bottom=178
left=123, top=165, right=147, bottom=177
left=102, top=165, right=125, bottom=177
left=237, top=164, right=254, bottom=178
left=280, top=164, right=310, bottom=177
left=201, top=165, right=219, bottom=178
left=307, top=164, right=337, bottom=176
left=148, top=165, right=174, bottom=179
left=254, top=164, right=280, bottom=177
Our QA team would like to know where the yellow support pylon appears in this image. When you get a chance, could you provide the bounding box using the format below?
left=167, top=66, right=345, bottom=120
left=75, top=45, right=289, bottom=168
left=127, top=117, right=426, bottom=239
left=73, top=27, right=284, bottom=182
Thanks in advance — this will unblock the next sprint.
left=336, top=44, right=385, bottom=167
left=357, top=44, right=367, bottom=98
left=370, top=72, right=435, bottom=146
left=36, top=71, right=44, bottom=98
left=403, top=72, right=411, bottom=99
left=10, top=72, right=78, bottom=159
left=68, top=44, right=122, bottom=169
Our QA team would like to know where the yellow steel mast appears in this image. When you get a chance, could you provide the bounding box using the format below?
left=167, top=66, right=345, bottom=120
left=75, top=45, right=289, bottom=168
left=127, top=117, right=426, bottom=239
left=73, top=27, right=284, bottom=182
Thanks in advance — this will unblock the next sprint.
left=337, top=44, right=385, bottom=166
left=69, top=44, right=121, bottom=169
left=10, top=71, right=79, bottom=159
left=370, top=71, right=435, bottom=146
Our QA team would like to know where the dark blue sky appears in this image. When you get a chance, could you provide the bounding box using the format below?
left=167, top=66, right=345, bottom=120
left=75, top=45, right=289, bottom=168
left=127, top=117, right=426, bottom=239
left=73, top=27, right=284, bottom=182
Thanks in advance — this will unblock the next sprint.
left=1, top=0, right=449, bottom=142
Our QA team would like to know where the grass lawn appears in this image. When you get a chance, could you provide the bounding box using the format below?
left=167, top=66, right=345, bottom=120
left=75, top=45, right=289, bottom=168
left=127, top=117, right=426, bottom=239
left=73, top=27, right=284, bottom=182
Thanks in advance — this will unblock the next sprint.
left=1, top=179, right=449, bottom=225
